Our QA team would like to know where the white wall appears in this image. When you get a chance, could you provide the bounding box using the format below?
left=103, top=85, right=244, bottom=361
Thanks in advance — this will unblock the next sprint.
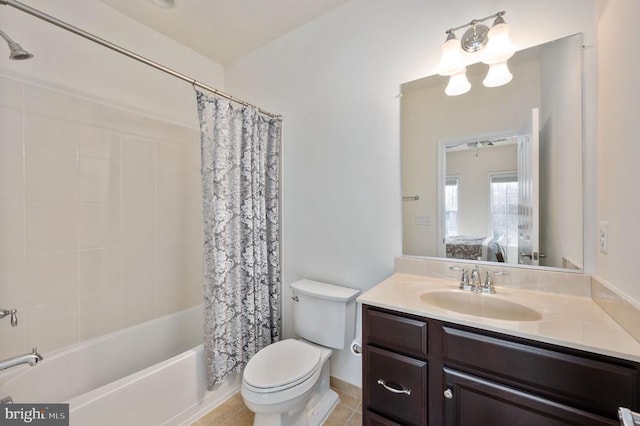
left=447, top=145, right=518, bottom=238
left=539, top=35, right=583, bottom=269
left=597, top=0, right=640, bottom=302
left=226, top=0, right=598, bottom=386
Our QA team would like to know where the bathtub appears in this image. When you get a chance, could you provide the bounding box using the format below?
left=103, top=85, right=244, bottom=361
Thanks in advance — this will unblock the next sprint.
left=0, top=305, right=240, bottom=425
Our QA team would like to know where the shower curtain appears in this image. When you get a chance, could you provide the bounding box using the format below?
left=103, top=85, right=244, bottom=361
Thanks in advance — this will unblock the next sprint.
left=196, top=90, right=281, bottom=388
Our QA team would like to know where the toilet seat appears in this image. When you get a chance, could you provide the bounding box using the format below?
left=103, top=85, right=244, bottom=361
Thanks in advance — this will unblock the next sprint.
left=243, top=339, right=322, bottom=393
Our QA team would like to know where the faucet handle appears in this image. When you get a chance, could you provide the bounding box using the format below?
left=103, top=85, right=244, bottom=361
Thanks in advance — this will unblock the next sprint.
left=10, top=310, right=17, bottom=327
left=449, top=266, right=471, bottom=290
left=482, top=271, right=506, bottom=294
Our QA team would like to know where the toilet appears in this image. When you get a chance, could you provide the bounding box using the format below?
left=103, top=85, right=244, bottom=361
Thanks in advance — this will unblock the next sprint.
left=241, top=279, right=360, bottom=426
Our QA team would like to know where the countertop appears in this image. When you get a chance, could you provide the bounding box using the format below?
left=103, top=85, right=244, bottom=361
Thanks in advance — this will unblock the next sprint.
left=357, top=273, right=640, bottom=363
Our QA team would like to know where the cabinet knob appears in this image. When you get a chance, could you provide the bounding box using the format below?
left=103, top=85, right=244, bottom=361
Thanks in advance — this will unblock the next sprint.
left=444, top=388, right=453, bottom=399
left=377, top=379, right=411, bottom=396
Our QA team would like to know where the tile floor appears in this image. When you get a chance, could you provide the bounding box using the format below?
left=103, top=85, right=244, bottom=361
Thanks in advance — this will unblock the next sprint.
left=191, top=377, right=362, bottom=426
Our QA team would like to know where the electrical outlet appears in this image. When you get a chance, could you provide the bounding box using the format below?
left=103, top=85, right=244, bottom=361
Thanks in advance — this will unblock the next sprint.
left=599, top=221, right=608, bottom=254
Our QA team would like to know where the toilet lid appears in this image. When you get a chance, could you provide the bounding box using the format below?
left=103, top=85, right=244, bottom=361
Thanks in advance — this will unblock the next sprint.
left=243, top=339, right=322, bottom=390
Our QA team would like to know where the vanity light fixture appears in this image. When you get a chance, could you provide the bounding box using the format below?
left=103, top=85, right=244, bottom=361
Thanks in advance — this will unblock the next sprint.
left=437, top=11, right=515, bottom=96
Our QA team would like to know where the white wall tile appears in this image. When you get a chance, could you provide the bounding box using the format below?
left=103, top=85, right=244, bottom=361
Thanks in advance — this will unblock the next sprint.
left=0, top=202, right=25, bottom=257
left=78, top=125, right=121, bottom=160
left=25, top=85, right=77, bottom=121
left=123, top=203, right=155, bottom=244
left=78, top=247, right=122, bottom=297
left=122, top=162, right=155, bottom=203
left=0, top=77, right=23, bottom=110
left=123, top=243, right=155, bottom=287
left=156, top=140, right=200, bottom=171
left=25, top=115, right=77, bottom=156
left=25, top=251, right=78, bottom=306
left=0, top=256, right=27, bottom=308
left=0, top=325, right=26, bottom=360
left=24, top=299, right=78, bottom=354
left=122, top=134, right=155, bottom=164
left=26, top=152, right=78, bottom=202
left=25, top=202, right=77, bottom=254
left=157, top=204, right=202, bottom=242
left=0, top=106, right=24, bottom=152
left=157, top=168, right=201, bottom=205
left=77, top=203, right=121, bottom=249
left=123, top=282, right=156, bottom=327
left=0, top=152, right=24, bottom=202
left=78, top=157, right=121, bottom=203
left=78, top=289, right=122, bottom=341
left=157, top=278, right=202, bottom=316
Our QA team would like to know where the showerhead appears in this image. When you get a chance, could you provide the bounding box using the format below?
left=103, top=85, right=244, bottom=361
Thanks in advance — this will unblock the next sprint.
left=0, top=30, right=33, bottom=60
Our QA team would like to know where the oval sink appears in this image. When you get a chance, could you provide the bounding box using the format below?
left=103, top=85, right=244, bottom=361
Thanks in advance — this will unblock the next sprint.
left=419, top=291, right=542, bottom=321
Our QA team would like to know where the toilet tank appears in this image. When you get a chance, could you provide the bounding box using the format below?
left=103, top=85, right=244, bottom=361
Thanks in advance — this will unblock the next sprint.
left=290, top=279, right=360, bottom=350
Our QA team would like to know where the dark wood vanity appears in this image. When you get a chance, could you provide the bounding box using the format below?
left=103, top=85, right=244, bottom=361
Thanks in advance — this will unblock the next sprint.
left=362, top=304, right=640, bottom=425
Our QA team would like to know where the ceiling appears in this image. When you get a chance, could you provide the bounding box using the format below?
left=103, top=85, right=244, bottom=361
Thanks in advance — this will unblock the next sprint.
left=98, top=0, right=351, bottom=65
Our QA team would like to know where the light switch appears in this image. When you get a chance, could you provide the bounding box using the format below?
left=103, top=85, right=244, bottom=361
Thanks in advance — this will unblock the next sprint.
left=415, top=213, right=431, bottom=226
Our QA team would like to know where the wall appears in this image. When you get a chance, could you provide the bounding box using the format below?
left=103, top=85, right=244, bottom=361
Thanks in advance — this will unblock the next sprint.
left=597, top=0, right=640, bottom=302
left=225, top=0, right=598, bottom=386
left=0, top=0, right=223, bottom=358
left=446, top=144, right=518, bottom=238
left=539, top=35, right=584, bottom=269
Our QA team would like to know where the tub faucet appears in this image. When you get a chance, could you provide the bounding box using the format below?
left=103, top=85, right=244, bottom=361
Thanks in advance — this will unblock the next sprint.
left=0, top=348, right=43, bottom=371
left=0, top=309, right=17, bottom=327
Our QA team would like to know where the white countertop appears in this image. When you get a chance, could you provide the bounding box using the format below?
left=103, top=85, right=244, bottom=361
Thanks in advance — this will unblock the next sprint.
left=358, top=273, right=640, bottom=363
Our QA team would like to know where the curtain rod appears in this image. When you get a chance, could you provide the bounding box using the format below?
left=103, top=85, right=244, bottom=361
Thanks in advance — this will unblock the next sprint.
left=0, top=0, right=282, bottom=120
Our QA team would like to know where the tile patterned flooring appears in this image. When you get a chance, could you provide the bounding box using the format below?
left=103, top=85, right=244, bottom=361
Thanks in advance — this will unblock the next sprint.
left=191, top=377, right=362, bottom=426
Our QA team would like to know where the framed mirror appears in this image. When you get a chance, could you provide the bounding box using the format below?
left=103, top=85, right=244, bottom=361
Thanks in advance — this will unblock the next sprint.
left=401, top=34, right=583, bottom=271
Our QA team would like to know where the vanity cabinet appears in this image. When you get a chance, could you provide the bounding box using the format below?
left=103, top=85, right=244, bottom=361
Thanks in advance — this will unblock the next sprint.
left=362, top=305, right=640, bottom=426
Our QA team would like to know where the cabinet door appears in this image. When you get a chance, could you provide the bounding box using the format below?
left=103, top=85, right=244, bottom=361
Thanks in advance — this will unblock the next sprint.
left=443, top=368, right=618, bottom=426
left=366, top=346, right=427, bottom=426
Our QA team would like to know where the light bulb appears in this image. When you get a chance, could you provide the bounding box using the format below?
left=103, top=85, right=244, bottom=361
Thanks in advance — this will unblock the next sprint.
left=483, top=61, right=513, bottom=87
left=438, top=35, right=466, bottom=76
left=483, top=19, right=515, bottom=64
left=445, top=70, right=471, bottom=96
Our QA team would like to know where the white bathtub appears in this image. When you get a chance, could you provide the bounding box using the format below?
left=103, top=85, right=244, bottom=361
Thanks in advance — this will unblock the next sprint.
left=0, top=305, right=240, bottom=425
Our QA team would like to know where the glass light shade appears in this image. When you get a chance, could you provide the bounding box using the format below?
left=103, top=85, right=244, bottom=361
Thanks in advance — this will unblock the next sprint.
left=483, top=61, right=513, bottom=87
left=438, top=37, right=466, bottom=76
left=445, top=70, right=471, bottom=96
left=482, top=22, right=515, bottom=64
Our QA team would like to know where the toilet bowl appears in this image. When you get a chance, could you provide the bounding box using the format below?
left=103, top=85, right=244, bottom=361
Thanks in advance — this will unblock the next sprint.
left=241, top=279, right=360, bottom=426
left=241, top=339, right=336, bottom=426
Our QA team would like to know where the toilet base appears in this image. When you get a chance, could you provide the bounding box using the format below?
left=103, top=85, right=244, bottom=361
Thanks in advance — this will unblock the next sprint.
left=252, top=387, right=338, bottom=426
left=305, top=388, right=338, bottom=425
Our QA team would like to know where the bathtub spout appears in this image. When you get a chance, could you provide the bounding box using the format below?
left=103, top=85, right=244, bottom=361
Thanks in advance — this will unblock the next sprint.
left=0, top=348, right=43, bottom=371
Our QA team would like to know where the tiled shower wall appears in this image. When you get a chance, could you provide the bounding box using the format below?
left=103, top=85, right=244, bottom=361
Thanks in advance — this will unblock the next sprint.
left=0, top=75, right=203, bottom=359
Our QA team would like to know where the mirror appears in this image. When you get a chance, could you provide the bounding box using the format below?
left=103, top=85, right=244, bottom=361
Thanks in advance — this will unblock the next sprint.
left=401, top=34, right=583, bottom=270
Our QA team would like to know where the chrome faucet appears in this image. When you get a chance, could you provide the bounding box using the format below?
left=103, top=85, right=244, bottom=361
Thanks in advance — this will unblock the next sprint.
left=470, top=266, right=482, bottom=292
left=0, top=348, right=43, bottom=371
left=449, top=266, right=472, bottom=290
left=0, top=309, right=17, bottom=327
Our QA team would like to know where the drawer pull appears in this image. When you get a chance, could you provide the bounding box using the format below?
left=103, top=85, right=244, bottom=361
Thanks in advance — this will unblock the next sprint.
left=444, top=388, right=453, bottom=399
left=377, top=379, right=412, bottom=396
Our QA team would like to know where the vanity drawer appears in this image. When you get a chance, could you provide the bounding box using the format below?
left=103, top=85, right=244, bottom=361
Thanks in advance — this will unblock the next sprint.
left=365, top=345, right=427, bottom=426
left=442, top=326, right=640, bottom=417
left=364, top=307, right=428, bottom=358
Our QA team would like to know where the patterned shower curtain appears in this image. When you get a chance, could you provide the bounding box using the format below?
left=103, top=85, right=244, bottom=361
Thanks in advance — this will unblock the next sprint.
left=196, top=90, right=281, bottom=389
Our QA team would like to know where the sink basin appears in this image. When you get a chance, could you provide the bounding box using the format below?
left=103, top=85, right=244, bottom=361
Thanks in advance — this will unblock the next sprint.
left=419, top=291, right=542, bottom=321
